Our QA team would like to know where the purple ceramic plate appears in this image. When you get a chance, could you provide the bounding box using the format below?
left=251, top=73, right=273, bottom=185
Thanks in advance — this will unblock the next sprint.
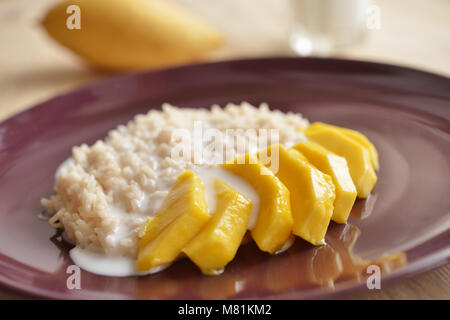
left=0, top=58, right=449, bottom=299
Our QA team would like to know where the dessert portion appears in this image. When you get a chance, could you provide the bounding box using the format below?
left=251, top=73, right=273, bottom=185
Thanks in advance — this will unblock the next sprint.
left=42, top=103, right=379, bottom=277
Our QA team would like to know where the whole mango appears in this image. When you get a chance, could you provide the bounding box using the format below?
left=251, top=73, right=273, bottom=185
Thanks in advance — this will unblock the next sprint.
left=42, top=0, right=224, bottom=70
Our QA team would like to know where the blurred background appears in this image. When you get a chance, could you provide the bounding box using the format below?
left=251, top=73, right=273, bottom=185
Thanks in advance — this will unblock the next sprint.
left=0, top=0, right=449, bottom=121
left=0, top=0, right=449, bottom=299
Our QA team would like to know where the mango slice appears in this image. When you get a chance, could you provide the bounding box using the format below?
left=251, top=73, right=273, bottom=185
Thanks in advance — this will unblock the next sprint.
left=42, top=0, right=224, bottom=70
left=305, top=125, right=377, bottom=198
left=258, top=145, right=336, bottom=245
left=222, top=154, right=293, bottom=254
left=307, top=122, right=379, bottom=170
left=138, top=170, right=207, bottom=250
left=183, top=180, right=252, bottom=275
left=293, top=141, right=357, bottom=223
left=136, top=170, right=210, bottom=271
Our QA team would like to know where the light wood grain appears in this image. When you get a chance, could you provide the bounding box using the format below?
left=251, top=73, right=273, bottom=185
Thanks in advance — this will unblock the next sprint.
left=352, top=264, right=450, bottom=300
left=0, top=0, right=449, bottom=300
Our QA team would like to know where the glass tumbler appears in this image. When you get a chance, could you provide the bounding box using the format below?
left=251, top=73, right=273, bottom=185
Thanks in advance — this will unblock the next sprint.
left=289, top=0, right=372, bottom=56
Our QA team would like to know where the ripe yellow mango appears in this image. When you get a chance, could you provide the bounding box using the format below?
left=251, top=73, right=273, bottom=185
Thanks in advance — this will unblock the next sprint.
left=340, top=129, right=379, bottom=171
left=222, top=154, right=293, bottom=254
left=305, top=125, right=377, bottom=198
left=136, top=170, right=210, bottom=271
left=183, top=180, right=252, bottom=275
left=307, top=122, right=379, bottom=171
left=258, top=145, right=336, bottom=245
left=138, top=170, right=208, bottom=250
left=293, top=141, right=357, bottom=223
left=42, top=0, right=224, bottom=70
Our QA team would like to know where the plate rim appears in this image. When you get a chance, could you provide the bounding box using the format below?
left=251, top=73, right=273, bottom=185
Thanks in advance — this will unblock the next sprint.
left=2, top=56, right=450, bottom=126
left=0, top=57, right=449, bottom=299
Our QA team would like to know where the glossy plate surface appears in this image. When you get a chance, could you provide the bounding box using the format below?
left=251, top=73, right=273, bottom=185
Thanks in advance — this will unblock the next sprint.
left=0, top=58, right=449, bottom=299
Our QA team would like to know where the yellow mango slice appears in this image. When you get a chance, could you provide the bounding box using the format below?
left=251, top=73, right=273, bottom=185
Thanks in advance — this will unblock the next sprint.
left=183, top=180, right=252, bottom=275
left=307, top=122, right=379, bottom=170
left=293, top=141, right=357, bottom=223
left=305, top=125, right=377, bottom=198
left=222, top=154, right=293, bottom=254
left=42, top=0, right=224, bottom=70
left=136, top=170, right=210, bottom=271
left=258, top=145, right=336, bottom=245
left=138, top=170, right=207, bottom=250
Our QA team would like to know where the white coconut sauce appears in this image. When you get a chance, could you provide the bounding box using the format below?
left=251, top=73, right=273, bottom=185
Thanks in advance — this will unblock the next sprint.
left=69, top=247, right=170, bottom=277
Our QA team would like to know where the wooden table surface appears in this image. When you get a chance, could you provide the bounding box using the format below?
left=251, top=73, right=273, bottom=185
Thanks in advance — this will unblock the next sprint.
left=0, top=0, right=449, bottom=299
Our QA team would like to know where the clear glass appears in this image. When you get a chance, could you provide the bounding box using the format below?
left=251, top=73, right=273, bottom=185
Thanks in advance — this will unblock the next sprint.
left=289, top=0, right=371, bottom=56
